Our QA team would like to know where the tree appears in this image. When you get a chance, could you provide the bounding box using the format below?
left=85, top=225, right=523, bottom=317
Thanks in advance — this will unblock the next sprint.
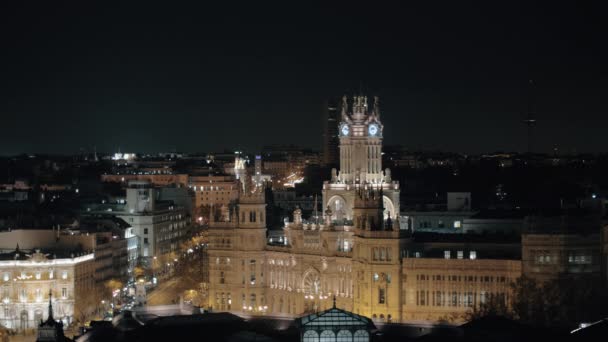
left=74, top=288, right=102, bottom=326
left=103, top=278, right=124, bottom=300
left=465, top=293, right=512, bottom=321
left=508, top=275, right=608, bottom=328
left=510, top=275, right=544, bottom=324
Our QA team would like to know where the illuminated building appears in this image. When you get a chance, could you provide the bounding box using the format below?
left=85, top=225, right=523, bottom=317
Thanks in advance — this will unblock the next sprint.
left=84, top=181, right=191, bottom=268
left=207, top=95, right=522, bottom=323
left=323, top=96, right=400, bottom=222
left=0, top=248, right=95, bottom=331
left=189, top=174, right=240, bottom=223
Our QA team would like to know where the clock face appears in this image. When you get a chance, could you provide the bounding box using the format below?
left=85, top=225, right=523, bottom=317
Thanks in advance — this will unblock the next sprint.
left=341, top=124, right=349, bottom=136
left=368, top=124, right=379, bottom=136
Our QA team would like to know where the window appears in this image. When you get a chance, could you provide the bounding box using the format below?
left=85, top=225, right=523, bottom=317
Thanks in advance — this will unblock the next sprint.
left=62, top=271, right=68, bottom=280
left=454, top=220, right=462, bottom=228
left=470, top=251, right=477, bottom=260
left=378, top=288, right=386, bottom=304
left=250, top=260, right=256, bottom=284
left=250, top=293, right=256, bottom=308
left=144, top=228, right=148, bottom=234
left=220, top=271, right=225, bottom=284
left=62, top=288, right=67, bottom=299
left=337, top=330, right=352, bottom=342
left=144, top=238, right=149, bottom=244
left=457, top=251, right=464, bottom=259
left=354, top=330, right=369, bottom=342
left=303, top=331, right=318, bottom=342
left=373, top=273, right=379, bottom=282
left=320, top=330, right=334, bottom=341
left=444, top=250, right=451, bottom=259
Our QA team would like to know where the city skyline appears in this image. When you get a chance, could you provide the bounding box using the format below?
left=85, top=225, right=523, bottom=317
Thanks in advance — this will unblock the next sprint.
left=1, top=2, right=607, bottom=155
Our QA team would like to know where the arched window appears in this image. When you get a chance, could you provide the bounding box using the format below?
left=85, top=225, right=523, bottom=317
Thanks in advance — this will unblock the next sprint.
left=337, top=330, right=352, bottom=342
left=354, top=330, right=369, bottom=342
left=303, top=330, right=319, bottom=342
left=320, top=330, right=334, bottom=342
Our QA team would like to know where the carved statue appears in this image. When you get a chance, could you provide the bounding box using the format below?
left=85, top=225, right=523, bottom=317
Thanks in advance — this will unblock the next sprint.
left=385, top=211, right=393, bottom=231
left=293, top=206, right=302, bottom=225
left=324, top=205, right=333, bottom=226
left=384, top=168, right=392, bottom=183
left=331, top=168, right=338, bottom=182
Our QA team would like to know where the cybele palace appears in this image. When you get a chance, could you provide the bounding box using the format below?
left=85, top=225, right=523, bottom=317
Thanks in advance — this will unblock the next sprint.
left=207, top=95, right=520, bottom=323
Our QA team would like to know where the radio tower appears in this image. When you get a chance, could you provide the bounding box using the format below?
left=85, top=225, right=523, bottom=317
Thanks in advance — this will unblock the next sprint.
left=523, top=79, right=537, bottom=155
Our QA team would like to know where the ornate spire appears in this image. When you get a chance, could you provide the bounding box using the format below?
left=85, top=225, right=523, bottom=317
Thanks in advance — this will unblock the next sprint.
left=374, top=96, right=380, bottom=118
left=333, top=295, right=337, bottom=308
left=341, top=95, right=348, bottom=121
left=48, top=289, right=54, bottom=320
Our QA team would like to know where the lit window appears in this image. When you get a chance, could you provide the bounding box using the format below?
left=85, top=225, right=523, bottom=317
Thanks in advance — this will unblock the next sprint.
left=62, top=271, right=68, bottom=280
left=378, top=288, right=386, bottom=304
left=457, top=251, right=463, bottom=259
left=373, top=273, right=379, bottom=282
left=470, top=251, right=477, bottom=260
left=454, top=221, right=461, bottom=228
left=444, top=251, right=451, bottom=259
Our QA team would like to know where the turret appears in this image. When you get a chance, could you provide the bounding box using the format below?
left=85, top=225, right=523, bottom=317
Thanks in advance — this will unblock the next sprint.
left=353, top=189, right=385, bottom=231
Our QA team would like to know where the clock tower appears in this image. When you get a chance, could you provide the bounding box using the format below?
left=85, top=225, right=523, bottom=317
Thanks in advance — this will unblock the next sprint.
left=323, top=95, right=400, bottom=223
left=338, top=95, right=384, bottom=184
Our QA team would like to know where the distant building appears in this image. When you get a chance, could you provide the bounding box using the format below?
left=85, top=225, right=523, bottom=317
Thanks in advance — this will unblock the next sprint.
left=188, top=174, right=240, bottom=223
left=522, top=214, right=602, bottom=283
left=273, top=190, right=317, bottom=213
left=84, top=181, right=192, bottom=268
left=101, top=173, right=188, bottom=187
left=117, top=182, right=190, bottom=266
left=400, top=192, right=475, bottom=232
left=321, top=98, right=340, bottom=167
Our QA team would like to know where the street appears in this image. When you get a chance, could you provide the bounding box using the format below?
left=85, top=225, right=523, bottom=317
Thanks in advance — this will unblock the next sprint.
left=146, top=277, right=184, bottom=306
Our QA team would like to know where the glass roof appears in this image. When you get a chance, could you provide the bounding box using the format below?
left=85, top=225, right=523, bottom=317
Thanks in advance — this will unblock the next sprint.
left=297, top=308, right=374, bottom=328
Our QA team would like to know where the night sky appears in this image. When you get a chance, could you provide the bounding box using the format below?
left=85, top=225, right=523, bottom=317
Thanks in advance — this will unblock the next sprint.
left=1, top=2, right=607, bottom=155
